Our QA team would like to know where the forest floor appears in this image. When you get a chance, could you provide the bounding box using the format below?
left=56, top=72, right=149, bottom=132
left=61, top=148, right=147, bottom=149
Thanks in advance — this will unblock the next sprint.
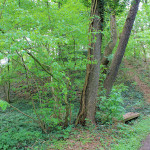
left=124, top=59, right=150, bottom=150
left=124, top=59, right=150, bottom=103
left=59, top=59, right=150, bottom=150
left=47, top=59, right=150, bottom=150
left=0, top=58, right=150, bottom=150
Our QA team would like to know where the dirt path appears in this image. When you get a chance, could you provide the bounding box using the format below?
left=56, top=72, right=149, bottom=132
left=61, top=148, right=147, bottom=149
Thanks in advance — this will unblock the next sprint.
left=124, top=60, right=150, bottom=150
left=140, top=134, right=150, bottom=150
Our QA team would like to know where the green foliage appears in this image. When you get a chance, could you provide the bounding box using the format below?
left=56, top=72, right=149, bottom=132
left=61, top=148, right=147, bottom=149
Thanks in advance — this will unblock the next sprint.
left=125, top=2, right=150, bottom=59
left=0, top=102, right=43, bottom=150
left=0, top=128, right=42, bottom=150
left=106, top=0, right=129, bottom=14
left=97, top=84, right=127, bottom=123
left=0, top=0, right=150, bottom=149
left=0, top=0, right=88, bottom=131
left=0, top=100, right=9, bottom=111
left=122, top=81, right=150, bottom=116
left=112, top=117, right=150, bottom=150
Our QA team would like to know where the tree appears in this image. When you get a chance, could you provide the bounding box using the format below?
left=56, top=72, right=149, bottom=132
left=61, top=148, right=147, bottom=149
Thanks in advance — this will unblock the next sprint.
left=0, top=0, right=90, bottom=130
left=76, top=0, right=104, bottom=125
left=101, top=1, right=118, bottom=68
left=125, top=0, right=150, bottom=61
left=101, top=13, right=117, bottom=68
left=104, top=0, right=140, bottom=96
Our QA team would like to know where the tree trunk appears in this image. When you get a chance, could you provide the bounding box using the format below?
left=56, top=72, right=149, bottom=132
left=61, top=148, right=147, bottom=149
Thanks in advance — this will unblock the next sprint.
left=75, top=0, right=104, bottom=126
left=6, top=57, right=11, bottom=103
left=104, top=0, right=140, bottom=96
left=101, top=13, right=117, bottom=67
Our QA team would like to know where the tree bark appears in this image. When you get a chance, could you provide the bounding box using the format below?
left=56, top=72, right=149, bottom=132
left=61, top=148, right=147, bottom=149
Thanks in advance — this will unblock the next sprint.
left=101, top=13, right=117, bottom=67
left=104, top=0, right=140, bottom=96
left=6, top=60, right=11, bottom=103
left=76, top=0, right=104, bottom=125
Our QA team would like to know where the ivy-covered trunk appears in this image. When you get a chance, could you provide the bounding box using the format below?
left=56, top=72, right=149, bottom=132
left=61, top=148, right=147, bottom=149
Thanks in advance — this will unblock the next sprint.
left=104, top=0, right=140, bottom=96
left=76, top=0, right=104, bottom=125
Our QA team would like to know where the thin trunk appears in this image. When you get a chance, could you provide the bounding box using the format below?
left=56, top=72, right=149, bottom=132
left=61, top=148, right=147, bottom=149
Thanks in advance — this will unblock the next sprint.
left=63, top=87, right=69, bottom=128
left=58, top=43, right=62, bottom=61
left=16, top=50, right=30, bottom=90
left=76, top=0, right=104, bottom=125
left=134, top=46, right=136, bottom=58
left=133, top=31, right=136, bottom=59
left=3, top=85, right=6, bottom=97
left=101, top=13, right=117, bottom=67
left=6, top=59, right=10, bottom=103
left=15, top=51, right=47, bottom=133
left=46, top=0, right=51, bottom=23
left=140, top=28, right=147, bottom=62
left=104, top=0, right=140, bottom=96
left=73, top=39, right=76, bottom=67
left=58, top=1, right=62, bottom=9
left=19, top=0, right=20, bottom=7
left=0, top=50, right=45, bottom=84
left=140, top=42, right=147, bottom=62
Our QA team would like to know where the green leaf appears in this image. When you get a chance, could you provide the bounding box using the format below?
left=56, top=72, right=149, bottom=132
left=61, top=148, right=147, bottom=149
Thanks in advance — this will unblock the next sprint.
left=0, top=100, right=10, bottom=111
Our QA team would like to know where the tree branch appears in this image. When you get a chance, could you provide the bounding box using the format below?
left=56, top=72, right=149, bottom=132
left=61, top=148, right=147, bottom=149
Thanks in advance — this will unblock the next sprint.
left=23, top=36, right=59, bottom=82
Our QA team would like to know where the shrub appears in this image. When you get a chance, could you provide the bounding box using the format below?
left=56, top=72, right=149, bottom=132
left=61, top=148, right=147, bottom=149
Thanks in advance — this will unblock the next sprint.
left=97, top=84, right=127, bottom=124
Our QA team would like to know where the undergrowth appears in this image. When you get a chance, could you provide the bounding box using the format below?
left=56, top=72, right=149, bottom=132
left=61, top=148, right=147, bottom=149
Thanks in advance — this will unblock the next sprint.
left=0, top=58, right=150, bottom=149
left=0, top=101, right=48, bottom=150
left=112, top=116, right=150, bottom=150
left=1, top=80, right=150, bottom=149
left=122, top=81, right=150, bottom=116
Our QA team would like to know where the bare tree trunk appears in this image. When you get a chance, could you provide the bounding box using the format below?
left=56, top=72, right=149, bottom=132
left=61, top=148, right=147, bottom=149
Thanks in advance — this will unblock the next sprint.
left=101, top=13, right=117, bottom=67
left=19, top=0, right=20, bottom=7
left=76, top=0, right=104, bottom=126
left=6, top=57, right=11, bottom=103
left=46, top=0, right=51, bottom=23
left=104, top=0, right=140, bottom=96
left=16, top=50, right=30, bottom=90
left=140, top=42, right=147, bottom=62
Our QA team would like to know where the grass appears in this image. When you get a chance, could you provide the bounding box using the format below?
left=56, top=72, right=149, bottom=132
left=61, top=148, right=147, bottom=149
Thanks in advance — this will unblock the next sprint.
left=112, top=116, right=150, bottom=150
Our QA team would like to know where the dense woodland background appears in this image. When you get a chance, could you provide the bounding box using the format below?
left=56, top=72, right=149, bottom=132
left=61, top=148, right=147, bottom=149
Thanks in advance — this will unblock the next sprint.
left=0, top=0, right=150, bottom=149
